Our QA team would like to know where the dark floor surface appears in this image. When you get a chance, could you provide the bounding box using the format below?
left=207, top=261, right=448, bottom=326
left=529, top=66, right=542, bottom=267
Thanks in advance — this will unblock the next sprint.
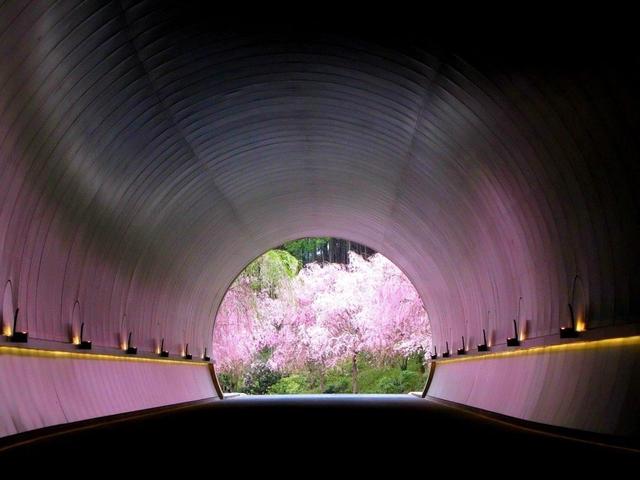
left=1, top=395, right=637, bottom=472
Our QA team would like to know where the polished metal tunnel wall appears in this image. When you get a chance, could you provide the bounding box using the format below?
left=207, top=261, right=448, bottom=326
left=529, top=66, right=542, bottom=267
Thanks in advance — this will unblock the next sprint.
left=1, top=1, right=639, bottom=437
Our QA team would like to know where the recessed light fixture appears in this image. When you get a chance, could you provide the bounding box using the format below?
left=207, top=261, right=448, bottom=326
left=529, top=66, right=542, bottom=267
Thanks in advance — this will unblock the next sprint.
left=9, top=308, right=28, bottom=343
left=77, top=322, right=92, bottom=350
left=126, top=331, right=137, bottom=354
left=457, top=336, right=467, bottom=355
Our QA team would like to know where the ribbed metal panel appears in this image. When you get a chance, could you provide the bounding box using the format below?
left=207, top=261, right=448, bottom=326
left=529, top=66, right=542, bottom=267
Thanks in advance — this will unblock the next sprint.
left=0, top=1, right=638, bottom=436
left=428, top=338, right=640, bottom=436
left=0, top=350, right=214, bottom=437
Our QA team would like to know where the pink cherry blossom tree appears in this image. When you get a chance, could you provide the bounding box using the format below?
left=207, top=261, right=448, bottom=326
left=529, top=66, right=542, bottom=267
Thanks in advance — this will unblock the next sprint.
left=211, top=277, right=259, bottom=390
left=212, top=249, right=431, bottom=393
left=361, top=253, right=431, bottom=369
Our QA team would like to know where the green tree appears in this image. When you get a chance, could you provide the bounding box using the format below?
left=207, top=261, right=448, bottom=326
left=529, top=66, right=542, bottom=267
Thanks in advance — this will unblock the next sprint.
left=280, top=237, right=330, bottom=265
left=243, top=249, right=299, bottom=297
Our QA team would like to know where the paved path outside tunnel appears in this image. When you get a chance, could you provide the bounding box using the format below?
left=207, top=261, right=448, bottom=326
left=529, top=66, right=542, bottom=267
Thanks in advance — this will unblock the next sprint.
left=1, top=394, right=637, bottom=471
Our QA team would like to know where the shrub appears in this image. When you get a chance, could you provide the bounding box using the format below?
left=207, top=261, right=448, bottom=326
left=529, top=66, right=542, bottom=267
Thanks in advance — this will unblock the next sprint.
left=323, top=378, right=350, bottom=394
left=241, top=362, right=281, bottom=395
left=268, top=374, right=309, bottom=394
left=376, top=375, right=403, bottom=393
left=375, top=370, right=422, bottom=393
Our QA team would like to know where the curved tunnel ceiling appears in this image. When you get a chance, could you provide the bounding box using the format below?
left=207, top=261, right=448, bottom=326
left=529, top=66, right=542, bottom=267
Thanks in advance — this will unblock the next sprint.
left=1, top=1, right=639, bottom=358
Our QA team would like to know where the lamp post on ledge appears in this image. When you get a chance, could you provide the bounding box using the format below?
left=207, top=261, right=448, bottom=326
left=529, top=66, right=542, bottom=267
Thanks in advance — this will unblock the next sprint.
left=507, top=297, right=522, bottom=347
left=560, top=275, right=581, bottom=338
left=507, top=319, right=520, bottom=347
left=77, top=322, right=92, bottom=349
left=159, top=338, right=169, bottom=357
left=126, top=331, right=137, bottom=354
left=457, top=336, right=467, bottom=355
left=560, top=304, right=579, bottom=338
left=477, top=329, right=489, bottom=352
left=9, top=309, right=28, bottom=343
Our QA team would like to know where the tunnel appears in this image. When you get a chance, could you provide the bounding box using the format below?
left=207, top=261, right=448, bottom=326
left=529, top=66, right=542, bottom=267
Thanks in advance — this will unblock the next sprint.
left=0, top=1, right=639, bottom=462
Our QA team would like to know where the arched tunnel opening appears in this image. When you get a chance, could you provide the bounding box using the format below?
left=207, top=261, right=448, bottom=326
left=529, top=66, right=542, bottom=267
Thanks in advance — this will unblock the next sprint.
left=0, top=1, right=639, bottom=465
left=212, top=236, right=432, bottom=395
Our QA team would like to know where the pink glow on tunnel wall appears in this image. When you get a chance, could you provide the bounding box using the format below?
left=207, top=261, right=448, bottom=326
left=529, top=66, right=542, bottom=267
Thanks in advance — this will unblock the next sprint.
left=0, top=1, right=638, bottom=438
left=0, top=350, right=215, bottom=438
left=428, top=337, right=640, bottom=436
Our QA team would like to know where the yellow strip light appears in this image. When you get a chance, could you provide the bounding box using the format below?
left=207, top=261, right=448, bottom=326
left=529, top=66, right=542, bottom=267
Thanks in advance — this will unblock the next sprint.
left=0, top=345, right=208, bottom=367
left=435, top=335, right=640, bottom=365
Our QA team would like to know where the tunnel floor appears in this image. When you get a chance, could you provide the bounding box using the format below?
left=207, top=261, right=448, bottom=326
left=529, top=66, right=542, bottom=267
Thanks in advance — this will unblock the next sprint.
left=1, top=395, right=637, bottom=469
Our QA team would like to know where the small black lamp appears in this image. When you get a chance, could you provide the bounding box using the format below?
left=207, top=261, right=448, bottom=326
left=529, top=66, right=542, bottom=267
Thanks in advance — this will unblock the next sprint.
left=159, top=338, right=169, bottom=357
left=457, top=336, right=467, bottom=355
left=477, top=329, right=489, bottom=352
left=560, top=275, right=580, bottom=338
left=202, top=347, right=210, bottom=362
left=9, top=308, right=28, bottom=343
left=560, top=303, right=579, bottom=338
left=442, top=341, right=450, bottom=358
left=507, top=319, right=520, bottom=347
left=77, top=322, right=92, bottom=350
left=430, top=346, right=438, bottom=360
left=183, top=343, right=192, bottom=360
left=126, top=331, right=137, bottom=354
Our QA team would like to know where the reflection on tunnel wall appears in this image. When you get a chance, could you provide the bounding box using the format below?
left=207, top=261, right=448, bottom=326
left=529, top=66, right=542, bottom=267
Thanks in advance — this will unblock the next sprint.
left=0, top=0, right=639, bottom=435
left=0, top=348, right=215, bottom=437
left=429, top=337, right=640, bottom=436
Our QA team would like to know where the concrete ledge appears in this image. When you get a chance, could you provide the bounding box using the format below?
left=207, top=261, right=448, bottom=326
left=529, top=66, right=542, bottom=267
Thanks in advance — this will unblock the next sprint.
left=0, top=350, right=216, bottom=438
left=427, top=336, right=640, bottom=436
